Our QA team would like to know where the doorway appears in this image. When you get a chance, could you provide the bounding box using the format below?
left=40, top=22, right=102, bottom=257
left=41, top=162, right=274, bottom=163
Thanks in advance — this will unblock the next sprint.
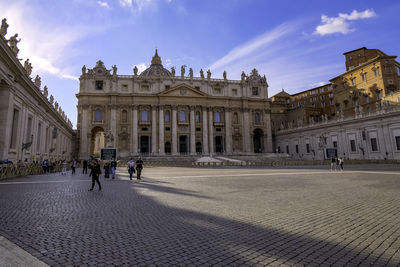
left=253, top=128, right=264, bottom=153
left=179, top=136, right=188, bottom=154
left=215, top=136, right=223, bottom=153
left=140, top=136, right=150, bottom=153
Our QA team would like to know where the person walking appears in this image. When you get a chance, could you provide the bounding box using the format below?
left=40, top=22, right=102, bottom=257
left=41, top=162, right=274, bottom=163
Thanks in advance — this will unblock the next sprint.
left=127, top=158, right=135, bottom=180
left=135, top=157, right=144, bottom=180
left=61, top=160, right=67, bottom=175
left=89, top=159, right=102, bottom=191
left=338, top=157, right=344, bottom=171
left=82, top=159, right=88, bottom=174
left=110, top=157, right=117, bottom=179
left=330, top=157, right=336, bottom=171
left=104, top=162, right=110, bottom=178
left=71, top=159, right=77, bottom=174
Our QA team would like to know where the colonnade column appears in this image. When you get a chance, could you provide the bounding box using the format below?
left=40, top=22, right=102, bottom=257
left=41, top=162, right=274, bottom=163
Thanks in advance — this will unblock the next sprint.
left=132, top=105, right=138, bottom=155
left=110, top=104, right=117, bottom=148
left=190, top=107, right=196, bottom=155
left=264, top=110, right=273, bottom=152
left=151, top=105, right=157, bottom=154
left=202, top=107, right=209, bottom=154
left=172, top=106, right=178, bottom=155
left=224, top=108, right=232, bottom=154
left=208, top=108, right=214, bottom=154
left=0, top=84, right=14, bottom=159
left=80, top=105, right=89, bottom=159
left=159, top=106, right=165, bottom=155
left=242, top=108, right=251, bottom=153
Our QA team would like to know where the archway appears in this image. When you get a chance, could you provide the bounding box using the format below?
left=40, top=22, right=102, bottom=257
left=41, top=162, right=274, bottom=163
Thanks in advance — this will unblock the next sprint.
left=253, top=128, right=264, bottom=153
left=91, top=127, right=105, bottom=157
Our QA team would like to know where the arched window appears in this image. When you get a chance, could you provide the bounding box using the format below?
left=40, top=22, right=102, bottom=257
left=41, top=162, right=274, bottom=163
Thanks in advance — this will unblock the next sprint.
left=121, top=110, right=127, bottom=123
left=95, top=109, right=102, bottom=121
left=195, top=111, right=200, bottom=123
left=254, top=112, right=260, bottom=124
left=233, top=112, right=238, bottom=124
left=141, top=110, right=148, bottom=121
left=179, top=110, right=186, bottom=122
left=165, top=111, right=170, bottom=122
left=214, top=111, right=221, bottom=123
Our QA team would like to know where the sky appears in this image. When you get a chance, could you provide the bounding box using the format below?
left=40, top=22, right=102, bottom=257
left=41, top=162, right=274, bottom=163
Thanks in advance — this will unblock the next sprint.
left=1, top=0, right=399, bottom=128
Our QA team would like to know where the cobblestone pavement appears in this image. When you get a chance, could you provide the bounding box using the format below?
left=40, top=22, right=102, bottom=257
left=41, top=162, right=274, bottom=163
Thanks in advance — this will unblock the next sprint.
left=1, top=166, right=400, bottom=266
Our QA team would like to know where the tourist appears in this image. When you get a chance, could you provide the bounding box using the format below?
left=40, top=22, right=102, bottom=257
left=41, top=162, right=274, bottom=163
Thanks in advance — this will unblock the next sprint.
left=135, top=157, right=144, bottom=180
left=127, top=158, right=135, bottom=180
left=82, top=159, right=88, bottom=174
left=61, top=160, right=67, bottom=175
left=330, top=157, right=336, bottom=171
left=338, top=157, right=344, bottom=171
left=89, top=159, right=102, bottom=191
left=71, top=159, right=77, bottom=174
left=110, top=157, right=117, bottom=179
left=104, top=162, right=110, bottom=178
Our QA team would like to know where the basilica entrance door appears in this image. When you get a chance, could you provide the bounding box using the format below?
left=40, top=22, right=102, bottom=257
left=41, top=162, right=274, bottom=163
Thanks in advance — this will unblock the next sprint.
left=165, top=142, right=171, bottom=154
left=253, top=128, right=264, bottom=153
left=140, top=136, right=150, bottom=153
left=179, top=136, right=188, bottom=154
left=215, top=136, right=223, bottom=153
left=91, top=127, right=105, bottom=157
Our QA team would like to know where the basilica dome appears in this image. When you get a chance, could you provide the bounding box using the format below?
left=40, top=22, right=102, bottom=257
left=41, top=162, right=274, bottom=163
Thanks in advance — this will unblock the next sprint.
left=139, top=50, right=172, bottom=77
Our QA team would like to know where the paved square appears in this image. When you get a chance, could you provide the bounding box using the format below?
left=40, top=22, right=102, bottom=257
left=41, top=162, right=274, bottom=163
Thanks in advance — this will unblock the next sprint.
left=1, top=165, right=400, bottom=266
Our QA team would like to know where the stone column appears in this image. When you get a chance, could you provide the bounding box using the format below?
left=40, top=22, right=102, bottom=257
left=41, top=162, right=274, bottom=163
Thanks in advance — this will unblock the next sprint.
left=202, top=107, right=209, bottom=154
left=242, top=108, right=251, bottom=153
left=110, top=105, right=117, bottom=148
left=159, top=106, right=165, bottom=155
left=224, top=108, right=232, bottom=154
left=0, top=84, right=14, bottom=160
left=208, top=108, right=214, bottom=154
left=190, top=107, right=196, bottom=155
left=172, top=106, right=178, bottom=155
left=132, top=105, right=138, bottom=155
left=264, top=110, right=273, bottom=152
left=151, top=106, right=157, bottom=154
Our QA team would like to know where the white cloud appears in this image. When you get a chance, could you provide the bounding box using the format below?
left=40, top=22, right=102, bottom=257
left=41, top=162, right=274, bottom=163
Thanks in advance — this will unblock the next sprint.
left=136, top=63, right=147, bottom=73
left=208, top=22, right=297, bottom=71
left=119, top=0, right=152, bottom=12
left=119, top=0, right=133, bottom=8
left=0, top=2, right=88, bottom=81
left=97, top=1, right=110, bottom=8
left=314, top=9, right=376, bottom=36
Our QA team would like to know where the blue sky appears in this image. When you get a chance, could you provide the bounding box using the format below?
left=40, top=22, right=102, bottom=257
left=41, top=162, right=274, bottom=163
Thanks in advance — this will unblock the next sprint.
left=1, top=0, right=399, bottom=128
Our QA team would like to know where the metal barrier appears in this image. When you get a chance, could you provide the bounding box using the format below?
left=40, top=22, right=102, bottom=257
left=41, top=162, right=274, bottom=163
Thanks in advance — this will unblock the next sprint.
left=0, top=163, right=71, bottom=180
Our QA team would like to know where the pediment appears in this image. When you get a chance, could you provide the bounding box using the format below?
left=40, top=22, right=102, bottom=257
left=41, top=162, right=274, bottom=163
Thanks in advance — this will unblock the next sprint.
left=158, top=83, right=208, bottom=97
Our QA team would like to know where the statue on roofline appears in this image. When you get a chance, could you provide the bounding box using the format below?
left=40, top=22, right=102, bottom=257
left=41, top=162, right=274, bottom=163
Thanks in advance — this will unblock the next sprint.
left=8, top=33, right=21, bottom=56
left=34, top=75, right=41, bottom=88
left=189, top=68, right=193, bottom=79
left=24, top=59, right=32, bottom=76
left=241, top=71, right=246, bottom=81
left=81, top=65, right=86, bottom=75
left=43, top=85, right=49, bottom=98
left=49, top=95, right=54, bottom=104
left=181, top=65, right=186, bottom=77
left=223, top=70, right=227, bottom=80
left=0, top=18, right=8, bottom=37
left=207, top=69, right=211, bottom=79
left=200, top=69, right=204, bottom=79
left=171, top=66, right=175, bottom=77
left=133, top=66, right=138, bottom=76
left=112, top=65, right=117, bottom=76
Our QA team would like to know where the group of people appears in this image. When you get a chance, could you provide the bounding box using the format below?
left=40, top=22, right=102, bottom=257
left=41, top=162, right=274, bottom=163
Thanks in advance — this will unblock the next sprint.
left=330, top=156, right=344, bottom=171
left=86, top=156, right=144, bottom=191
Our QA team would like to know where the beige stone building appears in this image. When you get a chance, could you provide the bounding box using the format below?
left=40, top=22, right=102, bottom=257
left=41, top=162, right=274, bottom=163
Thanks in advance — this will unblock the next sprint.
left=0, top=19, right=74, bottom=162
left=271, top=47, right=400, bottom=159
left=76, top=50, right=273, bottom=159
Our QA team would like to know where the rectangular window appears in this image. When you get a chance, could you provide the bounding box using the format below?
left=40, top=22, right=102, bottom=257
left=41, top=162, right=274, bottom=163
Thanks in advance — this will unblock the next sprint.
left=333, top=141, right=337, bottom=148
left=165, top=127, right=170, bottom=131
left=351, top=78, right=356, bottom=86
left=371, top=138, right=378, bottom=151
left=350, top=140, right=356, bottom=152
left=396, top=136, right=400, bottom=150
left=342, top=82, right=346, bottom=89
left=306, top=143, right=310, bottom=153
left=10, top=109, right=19, bottom=149
left=295, top=144, right=299, bottom=154
left=366, top=96, right=370, bottom=103
left=374, top=68, right=379, bottom=77
left=362, top=73, right=366, bottom=81
left=214, top=88, right=221, bottom=94
left=95, top=80, right=103, bottom=90
left=45, top=127, right=49, bottom=152
left=195, top=86, right=200, bottom=90
left=165, top=85, right=170, bottom=90
left=286, top=145, right=289, bottom=154
left=252, top=87, right=259, bottom=96
left=121, top=84, right=128, bottom=91
left=26, top=117, right=32, bottom=143
left=396, top=66, right=400, bottom=76
left=232, top=88, right=237, bottom=95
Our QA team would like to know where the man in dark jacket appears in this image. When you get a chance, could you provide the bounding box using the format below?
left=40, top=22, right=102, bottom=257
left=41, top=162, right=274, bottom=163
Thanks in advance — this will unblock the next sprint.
left=110, top=157, right=117, bottom=179
left=82, top=159, right=88, bottom=174
left=89, top=159, right=102, bottom=191
left=135, top=157, right=144, bottom=180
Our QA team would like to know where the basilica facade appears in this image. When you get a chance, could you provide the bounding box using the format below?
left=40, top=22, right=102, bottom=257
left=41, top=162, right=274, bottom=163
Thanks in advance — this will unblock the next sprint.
left=76, top=50, right=273, bottom=159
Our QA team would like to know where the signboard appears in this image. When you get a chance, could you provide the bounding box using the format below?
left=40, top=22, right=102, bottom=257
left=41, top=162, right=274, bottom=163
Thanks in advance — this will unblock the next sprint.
left=101, top=148, right=117, bottom=161
left=324, top=148, right=337, bottom=159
